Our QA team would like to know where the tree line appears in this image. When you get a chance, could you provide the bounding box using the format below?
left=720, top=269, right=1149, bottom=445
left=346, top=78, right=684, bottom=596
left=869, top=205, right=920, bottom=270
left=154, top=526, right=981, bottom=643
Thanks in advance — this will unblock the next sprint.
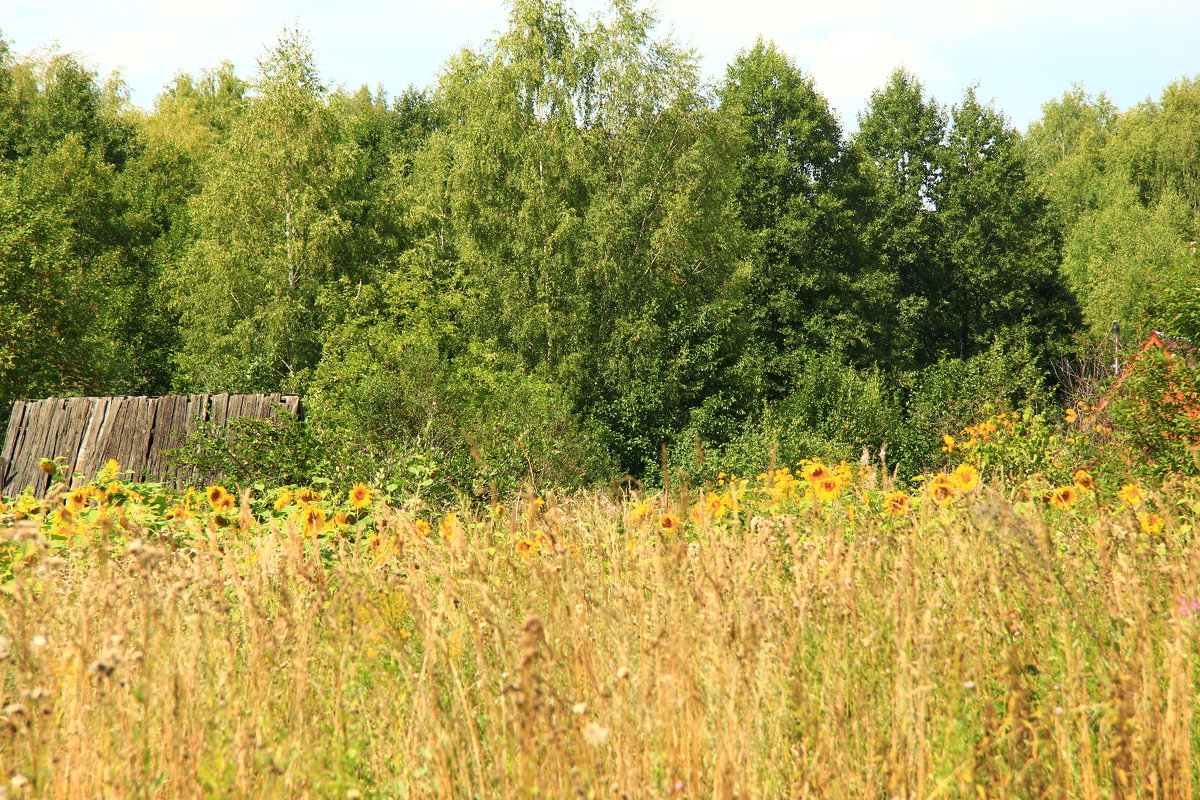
left=2, top=0, right=1198, bottom=491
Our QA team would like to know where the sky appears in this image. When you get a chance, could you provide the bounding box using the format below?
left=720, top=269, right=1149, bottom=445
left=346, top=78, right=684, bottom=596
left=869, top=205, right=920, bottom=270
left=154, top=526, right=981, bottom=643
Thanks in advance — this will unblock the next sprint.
left=2, top=0, right=1197, bottom=131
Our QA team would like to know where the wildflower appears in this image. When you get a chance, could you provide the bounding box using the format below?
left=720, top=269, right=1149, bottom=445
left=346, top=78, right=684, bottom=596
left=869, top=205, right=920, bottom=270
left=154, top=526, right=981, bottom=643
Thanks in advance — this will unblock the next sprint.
left=294, top=488, right=322, bottom=504
left=704, top=492, right=726, bottom=519
left=1118, top=483, right=1144, bottom=508
left=801, top=462, right=831, bottom=484
left=884, top=491, right=911, bottom=516
left=1048, top=486, right=1078, bottom=509
left=413, top=519, right=432, bottom=537
left=1072, top=469, right=1096, bottom=493
left=439, top=513, right=459, bottom=542
left=98, top=458, right=121, bottom=481
left=813, top=477, right=841, bottom=502
left=38, top=458, right=57, bottom=477
left=164, top=506, right=193, bottom=523
left=630, top=499, right=654, bottom=525
left=206, top=485, right=235, bottom=514
left=952, top=463, right=981, bottom=492
left=331, top=510, right=349, bottom=530
left=348, top=483, right=372, bottom=510
left=273, top=491, right=293, bottom=512
left=1139, top=513, right=1165, bottom=534
left=942, top=435, right=956, bottom=452
left=659, top=513, right=682, bottom=534
left=928, top=481, right=954, bottom=505
left=1177, top=597, right=1200, bottom=618
left=67, top=489, right=91, bottom=511
left=301, top=505, right=327, bottom=534
left=1064, top=407, right=1078, bottom=424
left=514, top=538, right=537, bottom=557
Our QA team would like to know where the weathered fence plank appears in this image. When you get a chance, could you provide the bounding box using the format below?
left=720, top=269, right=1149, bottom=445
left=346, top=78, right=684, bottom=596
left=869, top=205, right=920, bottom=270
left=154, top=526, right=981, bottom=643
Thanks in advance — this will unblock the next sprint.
left=0, top=394, right=302, bottom=497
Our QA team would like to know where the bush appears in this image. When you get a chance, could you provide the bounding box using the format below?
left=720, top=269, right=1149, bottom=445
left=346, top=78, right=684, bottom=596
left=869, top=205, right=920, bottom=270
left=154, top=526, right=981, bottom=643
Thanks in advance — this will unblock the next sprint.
left=1104, top=335, right=1200, bottom=476
left=304, top=319, right=612, bottom=500
left=674, top=353, right=903, bottom=482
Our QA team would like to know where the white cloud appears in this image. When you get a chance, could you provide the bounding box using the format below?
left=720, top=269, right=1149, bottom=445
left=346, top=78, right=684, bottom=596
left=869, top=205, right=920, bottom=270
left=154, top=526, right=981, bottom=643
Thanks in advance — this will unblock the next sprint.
left=804, top=26, right=951, bottom=126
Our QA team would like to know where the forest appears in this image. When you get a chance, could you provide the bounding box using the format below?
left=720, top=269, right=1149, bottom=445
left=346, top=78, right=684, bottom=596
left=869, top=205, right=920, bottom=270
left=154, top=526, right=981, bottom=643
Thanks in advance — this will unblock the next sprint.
left=2, top=0, right=1198, bottom=492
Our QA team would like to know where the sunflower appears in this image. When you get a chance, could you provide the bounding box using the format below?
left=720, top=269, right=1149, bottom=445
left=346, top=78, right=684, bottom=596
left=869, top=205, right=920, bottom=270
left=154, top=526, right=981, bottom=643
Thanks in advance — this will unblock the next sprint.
left=952, top=464, right=981, bottom=492
left=928, top=478, right=954, bottom=505
left=348, top=483, right=372, bottom=510
left=439, top=513, right=459, bottom=542
left=659, top=513, right=682, bottom=534
left=1118, top=483, right=1144, bottom=508
left=1072, top=469, right=1096, bottom=493
left=801, top=462, right=832, bottom=484
left=1139, top=513, right=1165, bottom=534
left=1048, top=486, right=1077, bottom=509
left=813, top=477, right=841, bottom=502
left=630, top=499, right=654, bottom=525
left=165, top=506, right=194, bottom=523
left=207, top=485, right=235, bottom=514
left=300, top=505, right=327, bottom=534
left=67, top=489, right=91, bottom=511
left=704, top=492, right=726, bottom=519
left=294, top=488, right=323, bottom=504
left=514, top=538, right=537, bottom=557
left=884, top=491, right=911, bottom=516
left=273, top=491, right=293, bottom=512
left=413, top=519, right=432, bottom=537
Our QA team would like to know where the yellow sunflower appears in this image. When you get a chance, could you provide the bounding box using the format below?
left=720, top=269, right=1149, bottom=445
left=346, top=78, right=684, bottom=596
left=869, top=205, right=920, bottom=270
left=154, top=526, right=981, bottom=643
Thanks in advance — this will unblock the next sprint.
left=928, top=478, right=954, bottom=505
left=348, top=483, right=373, bottom=510
left=207, top=485, right=235, bottom=514
left=813, top=477, right=841, bottom=502
left=1118, top=483, right=1144, bottom=508
left=952, top=464, right=981, bottom=492
left=1048, top=486, right=1078, bottom=510
left=884, top=491, right=911, bottom=516
left=1139, top=513, right=1165, bottom=534
left=801, top=462, right=832, bottom=484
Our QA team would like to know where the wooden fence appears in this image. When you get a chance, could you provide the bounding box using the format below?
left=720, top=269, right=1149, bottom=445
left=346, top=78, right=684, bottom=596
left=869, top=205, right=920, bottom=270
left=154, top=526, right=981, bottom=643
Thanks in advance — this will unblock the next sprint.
left=0, top=393, right=302, bottom=497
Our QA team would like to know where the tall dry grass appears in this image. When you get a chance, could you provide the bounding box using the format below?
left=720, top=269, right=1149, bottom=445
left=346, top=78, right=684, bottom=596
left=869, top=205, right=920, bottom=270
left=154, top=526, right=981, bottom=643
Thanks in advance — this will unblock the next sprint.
left=1, top=485, right=1198, bottom=798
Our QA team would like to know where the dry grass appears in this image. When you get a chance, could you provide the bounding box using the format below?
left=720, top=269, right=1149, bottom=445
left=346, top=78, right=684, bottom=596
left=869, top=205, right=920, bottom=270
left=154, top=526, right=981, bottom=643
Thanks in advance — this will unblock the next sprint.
left=2, top=483, right=1199, bottom=798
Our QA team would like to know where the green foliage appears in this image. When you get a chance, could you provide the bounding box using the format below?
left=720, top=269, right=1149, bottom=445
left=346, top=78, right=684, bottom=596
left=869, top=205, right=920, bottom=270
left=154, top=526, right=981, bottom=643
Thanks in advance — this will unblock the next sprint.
left=721, top=40, right=880, bottom=383
left=165, top=412, right=323, bottom=489
left=1105, top=341, right=1200, bottom=476
left=854, top=69, right=948, bottom=369
left=306, top=293, right=612, bottom=498
left=6, top=11, right=1200, bottom=491
left=899, top=338, right=1053, bottom=465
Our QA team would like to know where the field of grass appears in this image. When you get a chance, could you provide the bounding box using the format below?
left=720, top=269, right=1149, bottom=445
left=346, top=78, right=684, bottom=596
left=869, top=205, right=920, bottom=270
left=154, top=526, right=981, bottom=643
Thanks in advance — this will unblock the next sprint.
left=1, top=457, right=1198, bottom=798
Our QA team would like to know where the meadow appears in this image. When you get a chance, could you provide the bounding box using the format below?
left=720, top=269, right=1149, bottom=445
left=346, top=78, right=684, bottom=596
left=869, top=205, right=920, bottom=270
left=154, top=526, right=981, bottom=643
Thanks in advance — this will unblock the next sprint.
left=2, top=422, right=1197, bottom=799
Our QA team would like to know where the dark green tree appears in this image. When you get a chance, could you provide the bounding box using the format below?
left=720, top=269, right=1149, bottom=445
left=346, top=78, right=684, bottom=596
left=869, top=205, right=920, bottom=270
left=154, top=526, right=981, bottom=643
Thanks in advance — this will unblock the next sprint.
left=936, top=87, right=1076, bottom=360
left=720, top=39, right=879, bottom=388
left=854, top=69, right=948, bottom=368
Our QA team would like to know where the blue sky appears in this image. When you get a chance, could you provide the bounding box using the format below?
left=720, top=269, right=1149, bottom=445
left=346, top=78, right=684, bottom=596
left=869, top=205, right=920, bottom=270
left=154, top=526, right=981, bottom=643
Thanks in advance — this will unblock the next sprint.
left=3, top=0, right=1197, bottom=131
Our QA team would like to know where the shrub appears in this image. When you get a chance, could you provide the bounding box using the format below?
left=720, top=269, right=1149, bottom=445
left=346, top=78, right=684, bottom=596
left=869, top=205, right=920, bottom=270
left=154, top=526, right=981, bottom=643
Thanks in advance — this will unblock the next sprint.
left=1104, top=334, right=1200, bottom=475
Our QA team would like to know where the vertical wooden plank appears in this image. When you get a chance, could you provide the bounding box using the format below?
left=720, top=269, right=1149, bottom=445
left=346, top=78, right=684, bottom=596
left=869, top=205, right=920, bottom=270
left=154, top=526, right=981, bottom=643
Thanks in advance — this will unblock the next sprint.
left=62, top=397, right=92, bottom=484
left=79, top=397, right=115, bottom=479
left=1, top=400, right=28, bottom=493
left=105, top=398, right=130, bottom=480
left=133, top=397, right=155, bottom=482
left=13, top=399, right=50, bottom=495
left=145, top=396, right=169, bottom=479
